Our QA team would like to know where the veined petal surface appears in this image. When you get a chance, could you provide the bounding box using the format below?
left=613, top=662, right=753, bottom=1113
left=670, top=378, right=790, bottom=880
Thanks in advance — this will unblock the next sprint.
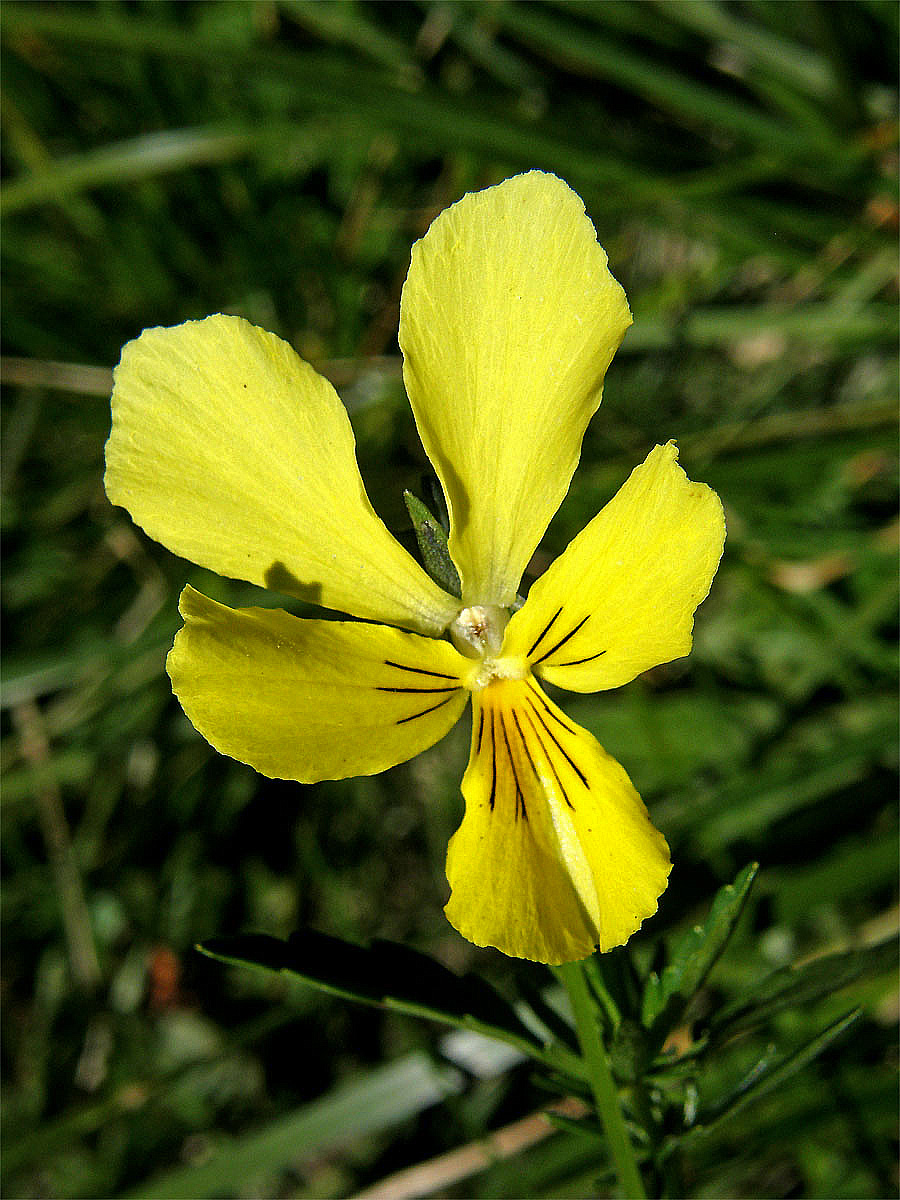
left=105, top=315, right=458, bottom=635
left=167, top=586, right=469, bottom=781
left=444, top=676, right=671, bottom=964
left=399, top=172, right=632, bottom=609
left=504, top=443, right=725, bottom=692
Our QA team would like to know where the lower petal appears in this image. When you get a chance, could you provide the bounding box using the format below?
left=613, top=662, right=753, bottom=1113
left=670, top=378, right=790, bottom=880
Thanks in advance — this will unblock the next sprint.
left=168, top=586, right=469, bottom=781
left=444, top=676, right=670, bottom=964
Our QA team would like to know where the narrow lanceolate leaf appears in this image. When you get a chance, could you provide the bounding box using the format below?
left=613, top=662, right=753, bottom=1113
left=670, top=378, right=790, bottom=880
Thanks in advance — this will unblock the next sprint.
left=685, top=1009, right=861, bottom=1138
left=404, top=489, right=461, bottom=598
left=708, top=936, right=899, bottom=1043
left=642, top=863, right=758, bottom=1036
left=197, top=930, right=561, bottom=1066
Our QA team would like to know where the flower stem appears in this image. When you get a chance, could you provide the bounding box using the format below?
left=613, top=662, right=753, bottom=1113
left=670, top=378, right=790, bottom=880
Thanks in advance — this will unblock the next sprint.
left=556, top=960, right=647, bottom=1199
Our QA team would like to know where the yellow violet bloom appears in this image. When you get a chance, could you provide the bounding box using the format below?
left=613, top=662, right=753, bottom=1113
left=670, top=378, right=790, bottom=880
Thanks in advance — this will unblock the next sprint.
left=105, top=171, right=725, bottom=965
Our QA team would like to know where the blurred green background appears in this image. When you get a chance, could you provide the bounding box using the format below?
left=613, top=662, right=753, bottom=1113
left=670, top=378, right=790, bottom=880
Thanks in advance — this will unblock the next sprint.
left=2, top=2, right=897, bottom=1197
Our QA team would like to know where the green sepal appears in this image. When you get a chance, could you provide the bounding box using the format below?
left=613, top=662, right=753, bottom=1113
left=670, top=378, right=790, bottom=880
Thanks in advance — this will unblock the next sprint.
left=404, top=489, right=461, bottom=597
left=197, top=930, right=576, bottom=1072
left=642, top=862, right=758, bottom=1045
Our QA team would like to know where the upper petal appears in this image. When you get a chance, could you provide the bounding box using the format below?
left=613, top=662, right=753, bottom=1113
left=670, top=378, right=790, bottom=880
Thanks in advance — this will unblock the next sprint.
left=444, top=676, right=671, bottom=964
left=105, top=315, right=458, bottom=635
left=167, top=586, right=470, bottom=782
left=399, top=171, right=632, bottom=608
left=503, top=443, right=726, bottom=692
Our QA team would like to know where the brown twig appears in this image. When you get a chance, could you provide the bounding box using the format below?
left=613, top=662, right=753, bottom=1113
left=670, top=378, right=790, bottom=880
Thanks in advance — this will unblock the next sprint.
left=1, top=356, right=113, bottom=397
left=351, top=1097, right=589, bottom=1200
left=11, top=700, right=101, bottom=992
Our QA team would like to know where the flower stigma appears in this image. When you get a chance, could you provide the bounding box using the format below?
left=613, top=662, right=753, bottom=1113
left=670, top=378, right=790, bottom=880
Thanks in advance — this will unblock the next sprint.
left=450, top=604, right=526, bottom=690
left=450, top=604, right=509, bottom=657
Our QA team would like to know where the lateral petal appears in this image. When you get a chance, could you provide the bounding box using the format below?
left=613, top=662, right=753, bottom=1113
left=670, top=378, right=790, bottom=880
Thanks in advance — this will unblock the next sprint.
left=444, top=677, right=671, bottom=965
left=105, top=315, right=458, bottom=635
left=167, top=586, right=469, bottom=781
left=399, top=171, right=631, bottom=609
left=503, top=443, right=725, bottom=692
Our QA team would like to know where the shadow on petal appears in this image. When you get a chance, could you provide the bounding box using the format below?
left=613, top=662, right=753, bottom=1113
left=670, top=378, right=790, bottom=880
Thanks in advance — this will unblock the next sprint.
left=264, top=560, right=325, bottom=607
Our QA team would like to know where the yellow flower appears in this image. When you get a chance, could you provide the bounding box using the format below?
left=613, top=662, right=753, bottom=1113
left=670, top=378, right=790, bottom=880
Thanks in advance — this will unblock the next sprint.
left=104, top=171, right=725, bottom=965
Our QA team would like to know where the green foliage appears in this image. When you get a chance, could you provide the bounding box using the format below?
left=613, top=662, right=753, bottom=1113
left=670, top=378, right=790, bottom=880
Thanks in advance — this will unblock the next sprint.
left=709, top=937, right=899, bottom=1043
left=198, top=930, right=556, bottom=1066
left=190, top=870, right=892, bottom=1197
left=642, top=862, right=759, bottom=1040
left=2, top=1, right=897, bottom=1197
left=125, top=1051, right=465, bottom=1200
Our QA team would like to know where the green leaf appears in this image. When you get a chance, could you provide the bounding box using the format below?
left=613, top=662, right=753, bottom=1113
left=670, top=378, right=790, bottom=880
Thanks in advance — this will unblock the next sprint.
left=280, top=0, right=420, bottom=77
left=708, top=937, right=899, bottom=1043
left=652, top=0, right=837, bottom=102
left=685, top=1009, right=861, bottom=1139
left=404, top=489, right=461, bottom=597
left=642, top=863, right=758, bottom=1036
left=198, top=930, right=567, bottom=1068
left=123, top=1050, right=463, bottom=1200
left=495, top=3, right=848, bottom=159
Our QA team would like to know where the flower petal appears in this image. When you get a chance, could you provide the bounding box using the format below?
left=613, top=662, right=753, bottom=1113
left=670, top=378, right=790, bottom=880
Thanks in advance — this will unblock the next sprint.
left=167, top=586, right=469, bottom=781
left=444, top=676, right=671, bottom=964
left=399, top=171, right=632, bottom=608
left=503, top=443, right=725, bottom=692
left=105, top=315, right=458, bottom=635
